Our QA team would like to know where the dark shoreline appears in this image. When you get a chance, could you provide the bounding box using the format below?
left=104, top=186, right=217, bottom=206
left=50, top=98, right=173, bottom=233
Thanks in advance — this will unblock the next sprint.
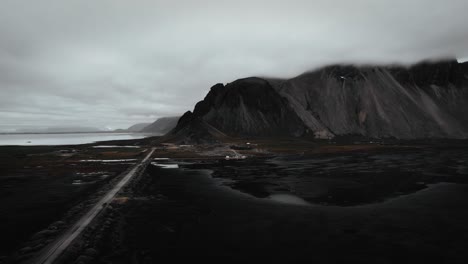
left=0, top=132, right=153, bottom=135
left=1, top=139, right=468, bottom=263
left=84, top=156, right=468, bottom=263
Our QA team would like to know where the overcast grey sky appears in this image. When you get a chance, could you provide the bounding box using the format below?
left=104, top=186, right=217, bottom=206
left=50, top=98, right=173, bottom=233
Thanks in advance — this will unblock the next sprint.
left=1, top=0, right=468, bottom=131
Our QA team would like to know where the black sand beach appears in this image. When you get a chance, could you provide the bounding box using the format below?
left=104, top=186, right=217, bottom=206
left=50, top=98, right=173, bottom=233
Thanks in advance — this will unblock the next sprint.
left=57, top=141, right=468, bottom=264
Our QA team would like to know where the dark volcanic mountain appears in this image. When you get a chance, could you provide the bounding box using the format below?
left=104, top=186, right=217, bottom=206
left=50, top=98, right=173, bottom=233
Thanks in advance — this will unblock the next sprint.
left=171, top=59, right=468, bottom=140
left=190, top=78, right=306, bottom=136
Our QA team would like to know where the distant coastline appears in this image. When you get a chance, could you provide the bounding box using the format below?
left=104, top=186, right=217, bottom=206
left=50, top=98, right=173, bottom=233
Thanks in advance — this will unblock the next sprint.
left=0, top=132, right=155, bottom=146
left=0, top=131, right=152, bottom=135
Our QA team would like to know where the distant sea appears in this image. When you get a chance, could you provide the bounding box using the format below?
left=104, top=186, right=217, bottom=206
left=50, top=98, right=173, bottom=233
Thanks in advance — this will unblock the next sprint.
left=0, top=132, right=149, bottom=146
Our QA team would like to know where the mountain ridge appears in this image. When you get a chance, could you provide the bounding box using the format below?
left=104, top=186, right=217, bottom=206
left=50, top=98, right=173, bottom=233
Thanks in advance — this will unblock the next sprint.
left=169, top=59, right=468, bottom=141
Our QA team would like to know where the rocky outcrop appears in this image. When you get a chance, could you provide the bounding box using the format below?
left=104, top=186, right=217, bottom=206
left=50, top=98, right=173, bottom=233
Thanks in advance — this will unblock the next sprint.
left=172, top=59, right=468, bottom=140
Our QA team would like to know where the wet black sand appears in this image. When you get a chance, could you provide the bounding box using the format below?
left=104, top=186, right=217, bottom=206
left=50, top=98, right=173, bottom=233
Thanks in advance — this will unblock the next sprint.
left=88, top=144, right=468, bottom=263
left=2, top=141, right=468, bottom=263
left=211, top=145, right=468, bottom=205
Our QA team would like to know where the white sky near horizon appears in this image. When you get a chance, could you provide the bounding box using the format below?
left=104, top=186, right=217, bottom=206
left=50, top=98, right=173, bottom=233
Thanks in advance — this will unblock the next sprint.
left=1, top=0, right=468, bottom=131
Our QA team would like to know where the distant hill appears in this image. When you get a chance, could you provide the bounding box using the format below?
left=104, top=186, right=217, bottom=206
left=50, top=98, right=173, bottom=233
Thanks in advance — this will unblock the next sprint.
left=141, top=116, right=180, bottom=134
left=126, top=123, right=151, bottom=132
left=171, top=59, right=468, bottom=141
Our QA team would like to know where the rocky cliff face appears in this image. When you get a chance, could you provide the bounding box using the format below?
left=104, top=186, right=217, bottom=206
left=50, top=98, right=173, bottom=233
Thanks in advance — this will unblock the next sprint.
left=172, top=60, right=468, bottom=140
left=274, top=60, right=468, bottom=139
left=189, top=77, right=306, bottom=137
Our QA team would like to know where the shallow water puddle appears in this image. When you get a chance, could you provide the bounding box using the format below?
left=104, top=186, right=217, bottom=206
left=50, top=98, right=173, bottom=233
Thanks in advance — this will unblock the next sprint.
left=153, top=158, right=170, bottom=161
left=80, top=159, right=137, bottom=162
left=267, top=193, right=311, bottom=206
left=151, top=162, right=179, bottom=169
left=72, top=179, right=95, bottom=185
left=92, top=145, right=141, bottom=148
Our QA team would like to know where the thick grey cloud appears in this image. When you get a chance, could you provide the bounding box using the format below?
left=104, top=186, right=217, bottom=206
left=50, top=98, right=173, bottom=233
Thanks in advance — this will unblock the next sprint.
left=1, top=0, right=468, bottom=131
